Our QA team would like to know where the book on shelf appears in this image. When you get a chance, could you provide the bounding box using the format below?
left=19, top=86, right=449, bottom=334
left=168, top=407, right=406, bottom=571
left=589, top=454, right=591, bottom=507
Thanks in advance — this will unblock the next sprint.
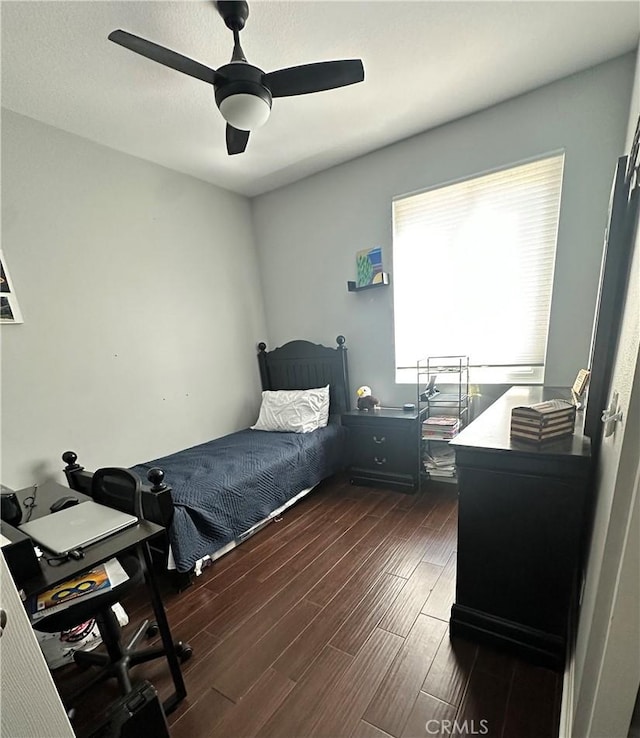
left=424, top=446, right=455, bottom=462
left=423, top=447, right=456, bottom=474
left=29, top=558, right=129, bottom=622
left=422, top=428, right=458, bottom=441
left=424, top=464, right=455, bottom=472
left=423, top=464, right=456, bottom=478
left=423, top=416, right=460, bottom=427
left=422, top=417, right=460, bottom=440
left=425, top=463, right=456, bottom=472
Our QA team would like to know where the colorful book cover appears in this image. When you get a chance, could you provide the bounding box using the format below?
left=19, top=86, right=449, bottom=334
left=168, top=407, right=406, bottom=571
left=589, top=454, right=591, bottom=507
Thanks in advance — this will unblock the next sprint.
left=35, top=564, right=111, bottom=612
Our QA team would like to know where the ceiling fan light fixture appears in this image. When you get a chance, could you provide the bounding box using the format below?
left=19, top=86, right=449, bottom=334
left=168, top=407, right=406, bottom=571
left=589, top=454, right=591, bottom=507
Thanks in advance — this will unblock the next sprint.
left=218, top=91, right=271, bottom=131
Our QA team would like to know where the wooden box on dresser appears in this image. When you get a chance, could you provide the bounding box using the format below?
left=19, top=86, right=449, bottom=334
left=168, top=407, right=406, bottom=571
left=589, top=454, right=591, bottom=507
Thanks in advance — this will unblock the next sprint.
left=449, top=386, right=592, bottom=670
left=342, top=407, right=427, bottom=492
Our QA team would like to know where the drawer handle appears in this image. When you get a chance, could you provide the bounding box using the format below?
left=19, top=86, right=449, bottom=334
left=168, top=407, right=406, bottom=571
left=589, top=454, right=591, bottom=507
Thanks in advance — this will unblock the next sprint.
left=372, top=435, right=386, bottom=444
left=374, top=457, right=387, bottom=465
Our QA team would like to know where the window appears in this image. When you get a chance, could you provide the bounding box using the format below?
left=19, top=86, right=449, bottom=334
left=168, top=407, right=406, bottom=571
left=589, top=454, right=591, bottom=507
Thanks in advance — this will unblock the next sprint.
left=393, top=153, right=565, bottom=384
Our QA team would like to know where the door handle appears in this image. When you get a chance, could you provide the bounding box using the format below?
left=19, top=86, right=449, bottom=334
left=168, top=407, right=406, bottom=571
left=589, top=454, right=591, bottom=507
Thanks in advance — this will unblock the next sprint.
left=373, top=457, right=387, bottom=465
left=0, top=608, right=7, bottom=637
left=601, top=391, right=623, bottom=437
left=372, top=435, right=386, bottom=444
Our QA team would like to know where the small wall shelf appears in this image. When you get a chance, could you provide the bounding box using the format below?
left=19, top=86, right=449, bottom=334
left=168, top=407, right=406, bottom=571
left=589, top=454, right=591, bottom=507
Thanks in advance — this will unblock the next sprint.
left=347, top=273, right=390, bottom=292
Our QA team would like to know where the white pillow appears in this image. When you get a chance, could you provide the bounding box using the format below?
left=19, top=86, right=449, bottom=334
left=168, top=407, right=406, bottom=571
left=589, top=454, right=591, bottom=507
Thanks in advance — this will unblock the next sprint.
left=251, top=385, right=330, bottom=433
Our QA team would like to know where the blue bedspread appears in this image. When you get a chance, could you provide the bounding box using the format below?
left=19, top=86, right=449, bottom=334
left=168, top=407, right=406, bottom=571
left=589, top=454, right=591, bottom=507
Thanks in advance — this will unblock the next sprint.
left=131, top=424, right=347, bottom=572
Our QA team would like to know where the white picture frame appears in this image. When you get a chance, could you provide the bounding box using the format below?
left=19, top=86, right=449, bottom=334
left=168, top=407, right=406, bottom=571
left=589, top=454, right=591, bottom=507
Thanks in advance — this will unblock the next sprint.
left=0, top=251, right=23, bottom=324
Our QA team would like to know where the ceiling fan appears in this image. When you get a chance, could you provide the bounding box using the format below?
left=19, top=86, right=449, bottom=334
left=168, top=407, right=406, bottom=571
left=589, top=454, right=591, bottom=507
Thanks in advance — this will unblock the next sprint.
left=108, top=0, right=365, bottom=155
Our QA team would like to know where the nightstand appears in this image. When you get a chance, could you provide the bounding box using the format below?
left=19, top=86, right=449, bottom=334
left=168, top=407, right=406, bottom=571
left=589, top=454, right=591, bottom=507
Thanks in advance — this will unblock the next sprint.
left=342, top=407, right=426, bottom=491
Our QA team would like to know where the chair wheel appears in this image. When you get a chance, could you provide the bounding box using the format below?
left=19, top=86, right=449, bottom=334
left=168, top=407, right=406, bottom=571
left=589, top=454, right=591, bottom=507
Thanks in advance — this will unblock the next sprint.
left=145, top=622, right=159, bottom=638
left=176, top=642, right=193, bottom=663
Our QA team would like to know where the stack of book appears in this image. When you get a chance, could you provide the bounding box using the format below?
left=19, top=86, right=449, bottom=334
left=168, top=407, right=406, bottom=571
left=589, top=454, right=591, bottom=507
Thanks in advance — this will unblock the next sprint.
left=510, top=399, right=576, bottom=443
left=423, top=446, right=456, bottom=477
left=422, top=415, right=460, bottom=440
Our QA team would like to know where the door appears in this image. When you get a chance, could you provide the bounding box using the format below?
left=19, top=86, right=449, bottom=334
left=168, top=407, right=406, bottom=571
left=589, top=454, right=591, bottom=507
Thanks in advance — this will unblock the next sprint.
left=0, top=552, right=74, bottom=737
left=584, top=153, right=638, bottom=448
left=569, top=111, right=640, bottom=737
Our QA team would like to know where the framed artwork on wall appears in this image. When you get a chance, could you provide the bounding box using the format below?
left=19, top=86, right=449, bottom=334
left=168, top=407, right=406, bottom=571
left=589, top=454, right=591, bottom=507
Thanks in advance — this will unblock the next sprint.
left=356, top=246, right=383, bottom=287
left=0, top=251, right=23, bottom=324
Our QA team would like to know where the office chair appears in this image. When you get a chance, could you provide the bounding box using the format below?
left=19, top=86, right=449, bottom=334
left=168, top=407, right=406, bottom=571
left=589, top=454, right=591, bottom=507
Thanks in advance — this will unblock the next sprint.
left=34, top=467, right=192, bottom=705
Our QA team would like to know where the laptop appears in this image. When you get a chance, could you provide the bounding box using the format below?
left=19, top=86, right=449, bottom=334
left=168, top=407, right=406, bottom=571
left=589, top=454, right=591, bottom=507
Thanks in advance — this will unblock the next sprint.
left=19, top=501, right=138, bottom=554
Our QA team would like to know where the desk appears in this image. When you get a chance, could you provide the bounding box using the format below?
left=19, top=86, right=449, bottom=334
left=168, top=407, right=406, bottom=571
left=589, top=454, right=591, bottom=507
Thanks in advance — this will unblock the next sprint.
left=449, top=386, right=592, bottom=670
left=14, top=480, right=186, bottom=714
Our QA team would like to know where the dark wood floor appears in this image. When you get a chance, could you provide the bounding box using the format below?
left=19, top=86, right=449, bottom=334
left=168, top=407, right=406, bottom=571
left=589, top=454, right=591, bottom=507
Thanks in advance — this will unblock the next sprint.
left=55, top=476, right=562, bottom=738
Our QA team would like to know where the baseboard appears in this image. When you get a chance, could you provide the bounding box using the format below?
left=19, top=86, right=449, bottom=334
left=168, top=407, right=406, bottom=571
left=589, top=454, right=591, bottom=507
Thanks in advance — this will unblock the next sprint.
left=559, top=649, right=576, bottom=738
left=450, top=603, right=565, bottom=670
left=559, top=596, right=578, bottom=738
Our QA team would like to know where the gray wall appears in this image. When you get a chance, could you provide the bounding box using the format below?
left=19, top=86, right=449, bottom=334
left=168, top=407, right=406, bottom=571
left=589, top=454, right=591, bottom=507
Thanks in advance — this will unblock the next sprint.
left=1, top=110, right=267, bottom=489
left=252, top=54, right=636, bottom=407
left=1, top=54, right=635, bottom=488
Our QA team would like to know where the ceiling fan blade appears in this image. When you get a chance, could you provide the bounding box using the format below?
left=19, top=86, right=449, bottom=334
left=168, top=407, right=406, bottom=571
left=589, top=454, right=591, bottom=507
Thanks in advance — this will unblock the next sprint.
left=264, top=59, right=364, bottom=98
left=226, top=125, right=250, bottom=155
left=108, top=30, right=217, bottom=85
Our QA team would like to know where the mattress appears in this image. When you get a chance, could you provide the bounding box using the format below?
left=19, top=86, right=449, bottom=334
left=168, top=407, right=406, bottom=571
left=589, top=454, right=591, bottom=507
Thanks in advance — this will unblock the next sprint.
left=131, top=423, right=347, bottom=572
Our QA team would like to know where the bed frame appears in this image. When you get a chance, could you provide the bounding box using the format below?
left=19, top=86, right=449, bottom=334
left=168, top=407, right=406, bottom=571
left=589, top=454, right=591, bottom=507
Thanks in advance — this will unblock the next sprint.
left=62, top=336, right=350, bottom=588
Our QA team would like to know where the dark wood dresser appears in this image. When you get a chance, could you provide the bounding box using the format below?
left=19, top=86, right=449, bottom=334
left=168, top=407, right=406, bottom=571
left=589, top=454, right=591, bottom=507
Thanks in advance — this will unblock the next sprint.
left=449, top=386, right=592, bottom=669
left=342, top=407, right=426, bottom=491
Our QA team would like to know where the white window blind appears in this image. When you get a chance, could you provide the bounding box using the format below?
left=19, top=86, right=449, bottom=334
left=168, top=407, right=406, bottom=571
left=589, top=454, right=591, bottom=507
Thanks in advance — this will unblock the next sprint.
left=393, top=153, right=565, bottom=384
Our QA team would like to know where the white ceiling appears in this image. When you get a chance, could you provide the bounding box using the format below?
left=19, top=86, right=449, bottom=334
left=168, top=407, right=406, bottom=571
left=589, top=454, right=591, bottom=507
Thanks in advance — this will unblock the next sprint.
left=2, top=1, right=639, bottom=197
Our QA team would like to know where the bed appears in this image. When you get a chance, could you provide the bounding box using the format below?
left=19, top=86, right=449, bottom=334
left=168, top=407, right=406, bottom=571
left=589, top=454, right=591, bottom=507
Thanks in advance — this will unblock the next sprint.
left=62, top=336, right=351, bottom=586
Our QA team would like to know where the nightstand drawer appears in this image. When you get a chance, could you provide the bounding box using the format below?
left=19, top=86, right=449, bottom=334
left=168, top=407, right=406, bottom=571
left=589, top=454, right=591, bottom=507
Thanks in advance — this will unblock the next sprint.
left=349, top=427, right=415, bottom=474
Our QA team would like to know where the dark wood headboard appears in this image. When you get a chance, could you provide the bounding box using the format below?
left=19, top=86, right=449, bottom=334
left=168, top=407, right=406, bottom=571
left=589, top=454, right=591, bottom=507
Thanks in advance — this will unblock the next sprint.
left=257, top=335, right=351, bottom=415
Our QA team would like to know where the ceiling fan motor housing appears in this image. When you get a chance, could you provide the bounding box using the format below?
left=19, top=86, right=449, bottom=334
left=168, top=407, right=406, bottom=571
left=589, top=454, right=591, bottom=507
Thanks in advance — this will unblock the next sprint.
left=215, top=1, right=249, bottom=32
left=215, top=62, right=272, bottom=130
